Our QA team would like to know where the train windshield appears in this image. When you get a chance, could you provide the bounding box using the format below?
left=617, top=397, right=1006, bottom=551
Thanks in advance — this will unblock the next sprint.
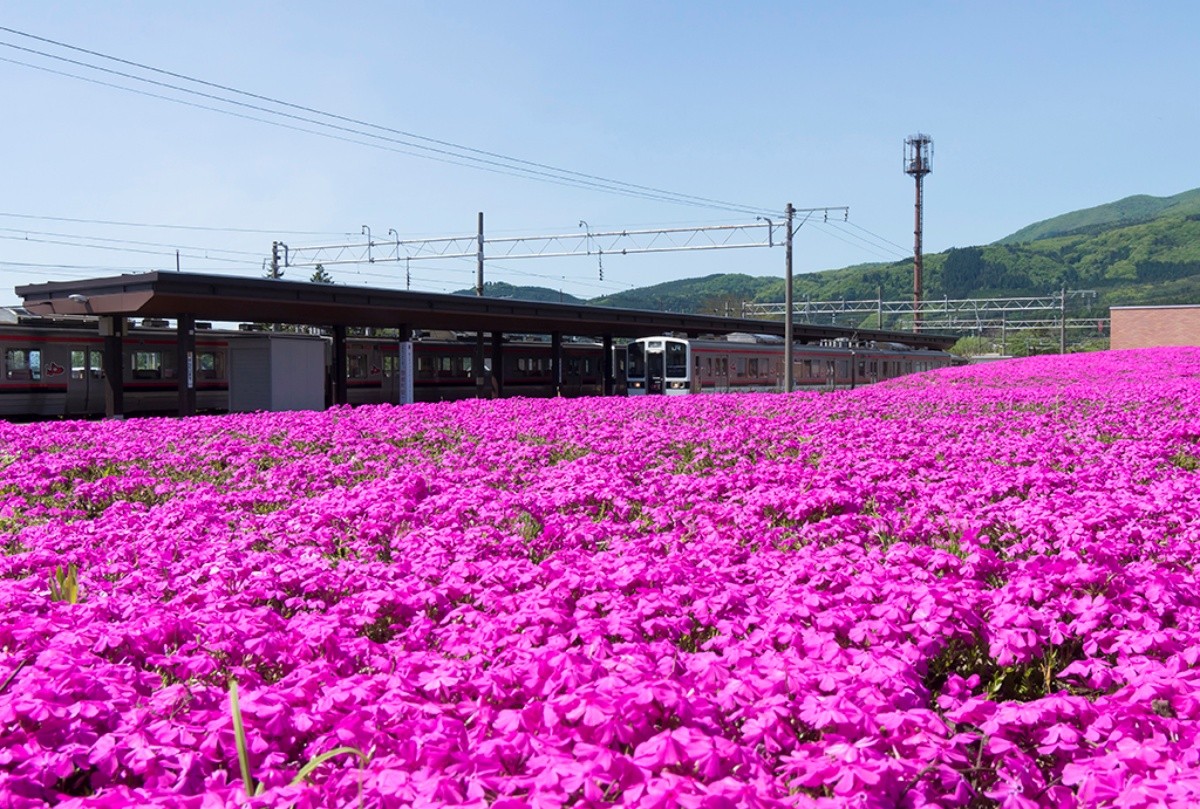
left=664, top=341, right=688, bottom=379
left=627, top=341, right=646, bottom=379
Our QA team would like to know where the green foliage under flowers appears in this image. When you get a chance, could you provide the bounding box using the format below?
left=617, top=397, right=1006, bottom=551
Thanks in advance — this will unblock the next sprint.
left=47, top=563, right=80, bottom=604
left=228, top=677, right=369, bottom=799
left=925, top=633, right=1088, bottom=704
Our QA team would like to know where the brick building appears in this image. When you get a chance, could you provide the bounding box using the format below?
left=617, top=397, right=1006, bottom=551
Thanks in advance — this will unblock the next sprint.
left=1110, top=305, right=1200, bottom=349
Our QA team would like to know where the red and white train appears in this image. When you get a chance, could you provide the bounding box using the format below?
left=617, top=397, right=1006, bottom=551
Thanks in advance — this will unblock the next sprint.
left=625, top=334, right=956, bottom=394
left=0, top=311, right=954, bottom=418
left=0, top=313, right=606, bottom=418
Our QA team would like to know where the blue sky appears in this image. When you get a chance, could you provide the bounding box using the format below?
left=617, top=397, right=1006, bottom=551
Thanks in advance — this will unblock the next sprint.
left=0, top=2, right=1196, bottom=306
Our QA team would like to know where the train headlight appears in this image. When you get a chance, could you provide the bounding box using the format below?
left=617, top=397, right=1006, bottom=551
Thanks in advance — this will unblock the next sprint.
left=669, top=381, right=685, bottom=389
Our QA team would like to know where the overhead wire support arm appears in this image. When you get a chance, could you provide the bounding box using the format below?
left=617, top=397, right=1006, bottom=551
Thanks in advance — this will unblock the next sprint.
left=279, top=217, right=827, bottom=270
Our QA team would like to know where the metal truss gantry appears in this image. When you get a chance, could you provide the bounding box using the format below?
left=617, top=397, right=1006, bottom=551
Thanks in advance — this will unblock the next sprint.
left=743, top=290, right=1104, bottom=330
left=286, top=222, right=781, bottom=268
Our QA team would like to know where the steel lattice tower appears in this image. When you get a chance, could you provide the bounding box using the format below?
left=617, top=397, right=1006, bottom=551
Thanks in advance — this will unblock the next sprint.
left=904, top=134, right=933, bottom=331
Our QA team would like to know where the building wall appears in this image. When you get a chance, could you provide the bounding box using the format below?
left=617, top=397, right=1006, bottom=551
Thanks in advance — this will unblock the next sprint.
left=1111, top=306, right=1200, bottom=350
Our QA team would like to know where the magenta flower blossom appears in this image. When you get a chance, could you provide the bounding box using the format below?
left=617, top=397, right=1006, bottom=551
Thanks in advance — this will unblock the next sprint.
left=2, top=348, right=1200, bottom=806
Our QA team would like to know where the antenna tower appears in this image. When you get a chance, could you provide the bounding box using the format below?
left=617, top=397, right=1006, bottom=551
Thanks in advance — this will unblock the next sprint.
left=904, top=133, right=933, bottom=331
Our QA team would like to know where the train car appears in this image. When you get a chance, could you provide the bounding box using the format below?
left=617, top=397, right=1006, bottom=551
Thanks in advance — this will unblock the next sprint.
left=625, top=334, right=955, bottom=395
left=0, top=315, right=235, bottom=418
left=343, top=336, right=606, bottom=404
left=0, top=312, right=611, bottom=418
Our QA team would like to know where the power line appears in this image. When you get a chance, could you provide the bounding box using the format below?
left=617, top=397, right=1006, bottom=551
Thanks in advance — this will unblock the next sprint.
left=809, top=221, right=907, bottom=263
left=0, top=227, right=263, bottom=257
left=840, top=219, right=912, bottom=254
left=1, top=50, right=752, bottom=212
left=0, top=233, right=261, bottom=266
left=0, top=27, right=778, bottom=217
left=0, top=211, right=346, bottom=237
left=817, top=220, right=910, bottom=261
left=0, top=28, right=927, bottom=289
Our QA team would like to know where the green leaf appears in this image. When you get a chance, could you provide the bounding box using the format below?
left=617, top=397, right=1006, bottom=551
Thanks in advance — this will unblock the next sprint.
left=289, top=746, right=369, bottom=787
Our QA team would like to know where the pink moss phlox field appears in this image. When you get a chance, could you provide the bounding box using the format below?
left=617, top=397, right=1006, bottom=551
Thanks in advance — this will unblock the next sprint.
left=3, top=348, right=1200, bottom=807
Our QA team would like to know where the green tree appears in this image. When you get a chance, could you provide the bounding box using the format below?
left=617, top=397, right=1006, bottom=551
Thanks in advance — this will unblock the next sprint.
left=310, top=264, right=334, bottom=284
left=949, top=335, right=993, bottom=358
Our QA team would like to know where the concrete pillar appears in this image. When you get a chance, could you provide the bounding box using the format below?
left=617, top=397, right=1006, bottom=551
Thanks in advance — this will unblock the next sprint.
left=175, top=314, right=196, bottom=417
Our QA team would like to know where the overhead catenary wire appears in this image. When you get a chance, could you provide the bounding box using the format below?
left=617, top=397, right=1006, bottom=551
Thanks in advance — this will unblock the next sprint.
left=811, top=221, right=910, bottom=263
left=0, top=233, right=263, bottom=266
left=0, top=227, right=265, bottom=258
left=0, top=29, right=778, bottom=217
left=0, top=27, right=922, bottom=298
left=0, top=211, right=349, bottom=238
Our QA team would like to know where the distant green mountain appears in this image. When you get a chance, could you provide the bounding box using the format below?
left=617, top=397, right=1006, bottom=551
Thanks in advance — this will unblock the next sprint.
left=456, top=189, right=1200, bottom=320
left=997, top=188, right=1200, bottom=244
left=452, top=280, right=586, bottom=304
left=590, top=274, right=779, bottom=313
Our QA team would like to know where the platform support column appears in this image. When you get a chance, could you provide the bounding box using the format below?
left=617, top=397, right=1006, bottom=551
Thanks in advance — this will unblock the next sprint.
left=491, top=332, right=505, bottom=398
left=551, top=332, right=562, bottom=396
left=602, top=334, right=614, bottom=396
left=332, top=324, right=348, bottom=405
left=396, top=323, right=413, bottom=405
left=176, top=314, right=196, bottom=417
left=101, top=316, right=125, bottom=419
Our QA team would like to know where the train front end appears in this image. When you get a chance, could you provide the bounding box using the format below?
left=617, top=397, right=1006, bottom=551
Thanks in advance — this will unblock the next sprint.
left=625, top=337, right=691, bottom=395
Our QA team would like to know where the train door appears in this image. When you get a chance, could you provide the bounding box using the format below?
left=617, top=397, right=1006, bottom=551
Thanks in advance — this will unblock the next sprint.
left=645, top=347, right=665, bottom=394
left=380, top=346, right=400, bottom=404
left=66, top=347, right=104, bottom=416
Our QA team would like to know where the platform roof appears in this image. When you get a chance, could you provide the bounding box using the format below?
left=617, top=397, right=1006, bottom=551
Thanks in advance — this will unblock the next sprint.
left=15, top=272, right=957, bottom=349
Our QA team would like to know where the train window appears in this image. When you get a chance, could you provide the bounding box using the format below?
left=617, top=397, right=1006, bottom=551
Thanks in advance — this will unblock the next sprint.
left=347, top=354, right=369, bottom=379
left=627, top=342, right=646, bottom=379
left=70, top=350, right=87, bottom=380
left=583, top=359, right=593, bottom=375
left=132, top=351, right=162, bottom=380
left=837, top=360, right=848, bottom=378
left=439, top=357, right=453, bottom=373
left=6, top=349, right=41, bottom=381
left=462, top=357, right=472, bottom=375
left=748, top=358, right=759, bottom=377
left=417, top=356, right=434, bottom=379
left=718, top=357, right=728, bottom=376
left=162, top=353, right=178, bottom=380
left=567, top=358, right=581, bottom=376
left=705, top=357, right=712, bottom=376
left=198, top=351, right=224, bottom=380
left=665, top=342, right=687, bottom=378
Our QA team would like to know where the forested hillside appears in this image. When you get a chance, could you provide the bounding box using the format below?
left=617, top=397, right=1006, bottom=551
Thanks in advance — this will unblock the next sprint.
left=594, top=189, right=1200, bottom=315
left=997, top=188, right=1200, bottom=244
left=462, top=189, right=1200, bottom=317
